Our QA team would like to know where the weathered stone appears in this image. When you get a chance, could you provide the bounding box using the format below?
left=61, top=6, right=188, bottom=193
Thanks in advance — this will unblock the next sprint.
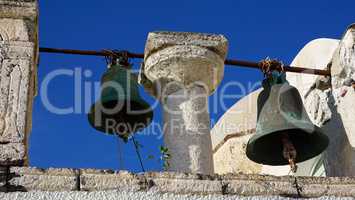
left=8, top=167, right=78, bottom=191
left=287, top=38, right=339, bottom=98
left=0, top=166, right=7, bottom=192
left=0, top=0, right=37, bottom=20
left=0, top=19, right=35, bottom=42
left=151, top=177, right=222, bottom=195
left=1, top=167, right=355, bottom=198
left=0, top=143, right=25, bottom=166
left=0, top=58, right=33, bottom=143
left=143, top=31, right=228, bottom=95
left=144, top=31, right=228, bottom=61
left=0, top=190, right=353, bottom=200
left=162, top=86, right=214, bottom=174
left=142, top=32, right=228, bottom=175
left=0, top=0, right=38, bottom=165
left=145, top=171, right=222, bottom=195
left=221, top=173, right=355, bottom=197
left=80, top=169, right=142, bottom=192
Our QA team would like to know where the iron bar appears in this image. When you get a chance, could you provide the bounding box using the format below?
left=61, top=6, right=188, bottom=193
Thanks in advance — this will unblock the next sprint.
left=39, top=47, right=331, bottom=76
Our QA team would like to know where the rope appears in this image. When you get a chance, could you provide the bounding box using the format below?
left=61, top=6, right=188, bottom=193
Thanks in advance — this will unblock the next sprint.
left=259, top=57, right=285, bottom=77
left=132, top=135, right=146, bottom=172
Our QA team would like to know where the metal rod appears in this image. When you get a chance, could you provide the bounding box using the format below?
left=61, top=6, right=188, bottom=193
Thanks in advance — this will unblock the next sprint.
left=39, top=47, right=331, bottom=76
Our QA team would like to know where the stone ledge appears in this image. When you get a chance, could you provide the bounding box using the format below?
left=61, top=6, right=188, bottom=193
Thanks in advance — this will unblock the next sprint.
left=80, top=169, right=142, bottom=192
left=0, top=167, right=354, bottom=198
left=7, top=167, right=79, bottom=192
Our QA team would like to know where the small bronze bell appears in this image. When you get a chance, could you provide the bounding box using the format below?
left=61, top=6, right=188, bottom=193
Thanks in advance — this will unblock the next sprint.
left=88, top=59, right=153, bottom=137
left=246, top=80, right=329, bottom=166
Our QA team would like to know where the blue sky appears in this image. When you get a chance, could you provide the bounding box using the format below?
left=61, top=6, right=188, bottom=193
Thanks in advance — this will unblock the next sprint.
left=31, top=0, right=354, bottom=172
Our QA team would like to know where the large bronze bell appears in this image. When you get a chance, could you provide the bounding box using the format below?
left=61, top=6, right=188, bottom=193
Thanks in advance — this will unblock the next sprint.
left=246, top=80, right=329, bottom=166
left=88, top=61, right=153, bottom=137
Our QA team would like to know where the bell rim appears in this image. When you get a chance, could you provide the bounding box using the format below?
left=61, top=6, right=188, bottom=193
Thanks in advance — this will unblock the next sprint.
left=87, top=99, right=154, bottom=136
left=246, top=125, right=329, bottom=166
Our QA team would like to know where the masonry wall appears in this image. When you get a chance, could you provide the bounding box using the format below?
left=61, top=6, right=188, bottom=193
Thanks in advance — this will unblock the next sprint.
left=0, top=167, right=355, bottom=199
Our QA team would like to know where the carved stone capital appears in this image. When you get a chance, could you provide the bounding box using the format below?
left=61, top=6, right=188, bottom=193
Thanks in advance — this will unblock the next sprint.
left=142, top=31, right=228, bottom=97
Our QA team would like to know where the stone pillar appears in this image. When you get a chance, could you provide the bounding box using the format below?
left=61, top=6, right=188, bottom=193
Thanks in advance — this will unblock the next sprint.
left=0, top=0, right=38, bottom=166
left=142, top=32, right=228, bottom=174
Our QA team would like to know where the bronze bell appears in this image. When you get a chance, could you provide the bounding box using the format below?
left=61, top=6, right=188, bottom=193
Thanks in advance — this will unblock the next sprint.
left=88, top=60, right=153, bottom=138
left=246, top=81, right=329, bottom=166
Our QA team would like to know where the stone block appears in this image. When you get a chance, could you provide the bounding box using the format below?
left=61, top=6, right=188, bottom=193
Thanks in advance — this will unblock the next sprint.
left=80, top=169, right=142, bottom=192
left=0, top=0, right=38, bottom=20
left=221, top=174, right=355, bottom=198
left=0, top=18, right=34, bottom=42
left=145, top=172, right=222, bottom=195
left=0, top=143, right=25, bottom=166
left=8, top=167, right=79, bottom=191
left=0, top=58, right=33, bottom=143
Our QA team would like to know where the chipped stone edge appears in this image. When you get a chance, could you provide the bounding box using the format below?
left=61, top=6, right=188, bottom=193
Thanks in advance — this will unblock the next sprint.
left=0, top=167, right=354, bottom=198
left=144, top=31, right=228, bottom=61
left=0, top=0, right=38, bottom=19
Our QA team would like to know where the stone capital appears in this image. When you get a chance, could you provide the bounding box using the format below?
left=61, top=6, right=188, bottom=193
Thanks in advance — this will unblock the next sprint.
left=142, top=31, right=228, bottom=96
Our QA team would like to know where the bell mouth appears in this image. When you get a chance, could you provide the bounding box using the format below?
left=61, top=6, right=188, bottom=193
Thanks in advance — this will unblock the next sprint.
left=88, top=100, right=153, bottom=136
left=246, top=127, right=329, bottom=166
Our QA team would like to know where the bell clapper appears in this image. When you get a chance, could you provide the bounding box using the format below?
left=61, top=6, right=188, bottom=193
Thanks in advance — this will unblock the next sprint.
left=281, top=134, right=298, bottom=173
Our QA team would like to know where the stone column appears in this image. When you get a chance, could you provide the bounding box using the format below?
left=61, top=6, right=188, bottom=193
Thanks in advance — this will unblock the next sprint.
left=0, top=0, right=38, bottom=166
left=141, top=32, right=228, bottom=174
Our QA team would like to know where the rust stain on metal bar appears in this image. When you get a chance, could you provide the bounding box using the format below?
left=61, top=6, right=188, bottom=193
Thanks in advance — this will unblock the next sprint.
left=39, top=47, right=331, bottom=76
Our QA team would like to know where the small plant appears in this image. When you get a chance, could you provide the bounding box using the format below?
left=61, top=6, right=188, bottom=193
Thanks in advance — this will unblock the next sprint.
left=120, top=134, right=130, bottom=143
left=159, top=146, right=171, bottom=170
